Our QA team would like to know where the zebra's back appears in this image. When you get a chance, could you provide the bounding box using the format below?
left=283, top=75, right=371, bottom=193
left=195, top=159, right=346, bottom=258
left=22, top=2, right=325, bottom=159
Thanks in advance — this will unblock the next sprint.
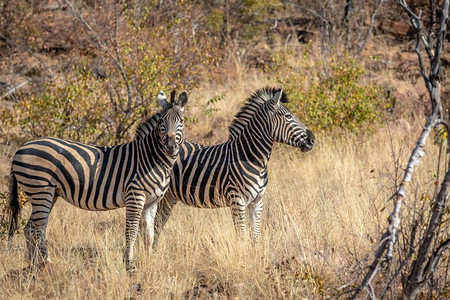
left=12, top=137, right=134, bottom=210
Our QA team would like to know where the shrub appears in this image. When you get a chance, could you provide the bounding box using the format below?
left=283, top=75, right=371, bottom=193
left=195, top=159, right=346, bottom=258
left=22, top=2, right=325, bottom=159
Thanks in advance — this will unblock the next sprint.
left=1, top=64, right=160, bottom=145
left=274, top=52, right=390, bottom=135
left=0, top=0, right=224, bottom=145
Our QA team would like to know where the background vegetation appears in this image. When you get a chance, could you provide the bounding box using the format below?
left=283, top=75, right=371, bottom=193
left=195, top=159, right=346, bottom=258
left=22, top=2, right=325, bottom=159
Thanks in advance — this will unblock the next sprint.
left=0, top=0, right=448, bottom=298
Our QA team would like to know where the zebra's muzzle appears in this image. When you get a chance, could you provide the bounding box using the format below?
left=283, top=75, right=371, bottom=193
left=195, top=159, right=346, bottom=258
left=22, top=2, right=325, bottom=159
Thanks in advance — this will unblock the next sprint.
left=164, top=144, right=179, bottom=157
left=299, top=129, right=315, bottom=152
left=300, top=144, right=313, bottom=152
left=164, top=134, right=180, bottom=157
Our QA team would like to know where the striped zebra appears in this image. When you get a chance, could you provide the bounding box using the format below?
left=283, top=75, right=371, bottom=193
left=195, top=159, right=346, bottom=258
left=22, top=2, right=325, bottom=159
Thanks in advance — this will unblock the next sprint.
left=8, top=90, right=188, bottom=270
left=135, top=87, right=315, bottom=246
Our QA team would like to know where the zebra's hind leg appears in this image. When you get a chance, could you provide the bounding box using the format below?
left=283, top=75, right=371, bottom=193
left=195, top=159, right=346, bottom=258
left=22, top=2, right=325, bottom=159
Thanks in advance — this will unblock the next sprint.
left=248, top=197, right=263, bottom=246
left=152, top=195, right=178, bottom=249
left=230, top=197, right=247, bottom=239
left=24, top=189, right=57, bottom=266
left=24, top=221, right=49, bottom=265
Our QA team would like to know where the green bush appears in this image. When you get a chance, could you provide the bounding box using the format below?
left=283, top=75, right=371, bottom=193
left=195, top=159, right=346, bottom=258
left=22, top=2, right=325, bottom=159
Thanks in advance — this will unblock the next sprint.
left=0, top=1, right=224, bottom=146
left=203, top=0, right=282, bottom=47
left=274, top=53, right=390, bottom=135
left=1, top=63, right=163, bottom=145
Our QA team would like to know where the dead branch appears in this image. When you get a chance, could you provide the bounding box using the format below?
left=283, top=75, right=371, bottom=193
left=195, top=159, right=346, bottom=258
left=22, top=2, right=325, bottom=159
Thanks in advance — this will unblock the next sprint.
left=0, top=80, right=28, bottom=100
left=404, top=170, right=450, bottom=298
left=0, top=34, right=56, bottom=81
left=342, top=0, right=353, bottom=25
left=351, top=0, right=449, bottom=298
left=63, top=0, right=133, bottom=116
left=357, top=0, right=385, bottom=56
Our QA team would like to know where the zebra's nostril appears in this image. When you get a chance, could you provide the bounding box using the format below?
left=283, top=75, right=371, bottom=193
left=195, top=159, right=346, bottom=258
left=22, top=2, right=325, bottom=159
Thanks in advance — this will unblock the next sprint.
left=164, top=143, right=179, bottom=155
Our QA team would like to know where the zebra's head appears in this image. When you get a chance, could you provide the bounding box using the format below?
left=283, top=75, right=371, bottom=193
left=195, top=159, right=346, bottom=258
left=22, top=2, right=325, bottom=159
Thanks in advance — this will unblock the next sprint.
left=267, top=88, right=315, bottom=152
left=157, top=90, right=188, bottom=157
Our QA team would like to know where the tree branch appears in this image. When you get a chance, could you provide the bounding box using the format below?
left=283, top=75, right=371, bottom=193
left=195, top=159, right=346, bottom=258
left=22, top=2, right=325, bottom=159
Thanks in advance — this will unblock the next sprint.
left=352, top=0, right=449, bottom=298
left=404, top=168, right=450, bottom=298
left=63, top=0, right=133, bottom=112
left=0, top=34, right=56, bottom=81
left=357, top=0, right=385, bottom=56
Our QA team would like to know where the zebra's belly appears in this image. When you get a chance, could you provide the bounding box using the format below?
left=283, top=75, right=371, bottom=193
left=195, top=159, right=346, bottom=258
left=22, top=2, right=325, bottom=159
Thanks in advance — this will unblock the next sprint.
left=170, top=155, right=268, bottom=208
left=174, top=182, right=265, bottom=209
left=170, top=181, right=225, bottom=208
left=56, top=185, right=126, bottom=211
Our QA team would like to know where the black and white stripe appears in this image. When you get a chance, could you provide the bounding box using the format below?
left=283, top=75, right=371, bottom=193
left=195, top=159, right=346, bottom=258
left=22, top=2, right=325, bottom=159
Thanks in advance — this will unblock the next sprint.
left=8, top=90, right=188, bottom=270
left=135, top=87, right=315, bottom=245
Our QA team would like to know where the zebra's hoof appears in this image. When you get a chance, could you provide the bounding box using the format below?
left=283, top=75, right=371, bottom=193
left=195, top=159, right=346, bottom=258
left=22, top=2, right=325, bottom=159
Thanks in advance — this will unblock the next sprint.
left=126, top=264, right=136, bottom=273
left=126, top=258, right=138, bottom=273
left=130, top=282, right=142, bottom=294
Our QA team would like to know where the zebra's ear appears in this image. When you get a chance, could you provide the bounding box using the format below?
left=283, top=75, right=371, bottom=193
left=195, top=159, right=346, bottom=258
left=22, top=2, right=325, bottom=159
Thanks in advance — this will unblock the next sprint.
left=176, top=91, right=188, bottom=109
left=170, top=90, right=177, bottom=105
left=158, top=91, right=169, bottom=107
left=269, top=87, right=283, bottom=108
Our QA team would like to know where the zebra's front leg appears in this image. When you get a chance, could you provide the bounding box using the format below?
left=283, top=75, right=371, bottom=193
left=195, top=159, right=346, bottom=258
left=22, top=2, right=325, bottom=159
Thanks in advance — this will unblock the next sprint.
left=139, top=202, right=158, bottom=251
left=231, top=197, right=247, bottom=239
left=248, top=197, right=263, bottom=246
left=124, top=193, right=145, bottom=272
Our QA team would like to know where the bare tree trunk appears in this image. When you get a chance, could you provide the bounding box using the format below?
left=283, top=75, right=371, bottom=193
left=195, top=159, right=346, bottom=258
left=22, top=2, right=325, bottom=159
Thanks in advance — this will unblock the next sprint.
left=399, top=3, right=449, bottom=296
left=352, top=0, right=450, bottom=298
left=342, top=0, right=353, bottom=26
left=404, top=168, right=450, bottom=298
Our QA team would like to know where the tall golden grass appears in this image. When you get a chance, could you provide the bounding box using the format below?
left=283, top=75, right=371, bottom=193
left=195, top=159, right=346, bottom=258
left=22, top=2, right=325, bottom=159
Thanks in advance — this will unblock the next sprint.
left=0, top=79, right=441, bottom=299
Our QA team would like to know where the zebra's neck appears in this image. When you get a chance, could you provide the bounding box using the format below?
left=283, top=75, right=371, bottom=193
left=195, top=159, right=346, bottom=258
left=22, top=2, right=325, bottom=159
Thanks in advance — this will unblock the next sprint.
left=229, top=118, right=274, bottom=169
left=138, top=129, right=174, bottom=171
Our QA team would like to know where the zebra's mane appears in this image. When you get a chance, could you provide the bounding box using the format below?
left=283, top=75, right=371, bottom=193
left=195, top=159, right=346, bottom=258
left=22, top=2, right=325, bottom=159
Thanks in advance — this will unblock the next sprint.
left=135, top=112, right=161, bottom=140
left=134, top=87, right=288, bottom=141
left=228, top=87, right=288, bottom=139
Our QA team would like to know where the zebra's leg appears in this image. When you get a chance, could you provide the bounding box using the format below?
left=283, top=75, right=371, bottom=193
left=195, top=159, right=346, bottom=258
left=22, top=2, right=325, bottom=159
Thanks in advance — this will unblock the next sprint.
left=24, top=189, right=56, bottom=265
left=139, top=202, right=158, bottom=250
left=153, top=195, right=178, bottom=249
left=248, top=197, right=263, bottom=245
left=230, top=197, right=247, bottom=239
left=124, top=192, right=146, bottom=271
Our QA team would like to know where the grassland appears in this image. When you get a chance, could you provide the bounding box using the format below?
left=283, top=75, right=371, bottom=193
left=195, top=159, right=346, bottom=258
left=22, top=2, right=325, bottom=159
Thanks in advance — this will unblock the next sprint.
left=0, top=79, right=442, bottom=299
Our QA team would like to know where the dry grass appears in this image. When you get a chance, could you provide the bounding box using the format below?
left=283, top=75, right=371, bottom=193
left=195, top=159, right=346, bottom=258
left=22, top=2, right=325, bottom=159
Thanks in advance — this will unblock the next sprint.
left=0, top=80, right=442, bottom=299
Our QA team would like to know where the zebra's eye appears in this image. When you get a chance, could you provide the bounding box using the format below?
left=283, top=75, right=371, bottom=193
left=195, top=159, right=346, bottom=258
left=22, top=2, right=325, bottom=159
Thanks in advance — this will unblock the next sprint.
left=285, top=114, right=293, bottom=120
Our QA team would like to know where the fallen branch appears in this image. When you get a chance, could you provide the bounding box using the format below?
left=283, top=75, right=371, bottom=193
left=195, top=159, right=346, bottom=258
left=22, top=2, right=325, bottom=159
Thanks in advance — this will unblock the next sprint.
left=1, top=81, right=29, bottom=100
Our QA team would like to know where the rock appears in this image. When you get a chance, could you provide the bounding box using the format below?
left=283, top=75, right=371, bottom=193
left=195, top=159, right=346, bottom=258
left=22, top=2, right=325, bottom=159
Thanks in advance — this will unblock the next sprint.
left=441, top=52, right=450, bottom=67
left=381, top=21, right=411, bottom=37
left=388, top=118, right=412, bottom=136
left=42, top=0, right=61, bottom=11
left=393, top=81, right=421, bottom=112
left=414, top=79, right=429, bottom=100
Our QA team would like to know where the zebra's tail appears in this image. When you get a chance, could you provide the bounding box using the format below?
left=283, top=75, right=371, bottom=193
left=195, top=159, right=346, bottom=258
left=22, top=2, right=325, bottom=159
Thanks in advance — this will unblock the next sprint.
left=8, top=172, right=20, bottom=248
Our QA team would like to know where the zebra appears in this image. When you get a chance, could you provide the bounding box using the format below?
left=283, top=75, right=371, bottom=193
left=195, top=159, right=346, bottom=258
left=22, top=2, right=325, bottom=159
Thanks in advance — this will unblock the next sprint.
left=8, top=90, right=188, bottom=270
left=135, top=87, right=315, bottom=246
